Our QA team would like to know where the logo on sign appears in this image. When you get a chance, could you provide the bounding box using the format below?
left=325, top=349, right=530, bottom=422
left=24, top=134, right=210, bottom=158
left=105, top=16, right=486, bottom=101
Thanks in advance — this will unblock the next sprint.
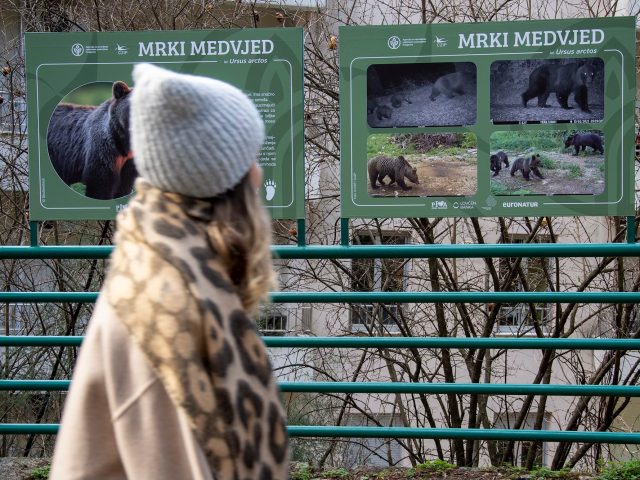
left=431, top=200, right=448, bottom=209
left=116, top=44, right=128, bottom=55
left=71, top=43, right=84, bottom=56
left=435, top=36, right=447, bottom=47
left=387, top=36, right=401, bottom=49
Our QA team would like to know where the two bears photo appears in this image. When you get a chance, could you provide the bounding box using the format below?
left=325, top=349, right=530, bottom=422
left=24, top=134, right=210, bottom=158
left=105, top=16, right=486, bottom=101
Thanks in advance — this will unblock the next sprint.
left=47, top=81, right=137, bottom=200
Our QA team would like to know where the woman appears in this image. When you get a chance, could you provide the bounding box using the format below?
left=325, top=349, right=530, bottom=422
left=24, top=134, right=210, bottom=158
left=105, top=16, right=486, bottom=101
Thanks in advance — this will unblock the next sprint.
left=50, top=64, right=289, bottom=480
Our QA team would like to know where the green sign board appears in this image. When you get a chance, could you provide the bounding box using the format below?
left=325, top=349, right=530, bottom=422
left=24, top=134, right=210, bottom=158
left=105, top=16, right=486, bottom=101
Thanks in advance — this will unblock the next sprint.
left=339, top=17, right=635, bottom=218
left=26, top=28, right=304, bottom=220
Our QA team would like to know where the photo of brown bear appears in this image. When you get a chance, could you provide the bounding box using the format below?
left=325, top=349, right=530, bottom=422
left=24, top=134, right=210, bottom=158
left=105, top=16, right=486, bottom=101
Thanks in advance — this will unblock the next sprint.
left=490, top=130, right=604, bottom=196
left=490, top=58, right=604, bottom=124
left=564, top=132, right=604, bottom=155
left=367, top=133, right=477, bottom=197
left=47, top=81, right=137, bottom=200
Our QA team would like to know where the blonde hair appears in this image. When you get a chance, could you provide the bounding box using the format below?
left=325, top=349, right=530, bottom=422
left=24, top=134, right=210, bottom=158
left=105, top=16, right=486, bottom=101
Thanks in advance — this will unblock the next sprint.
left=205, top=173, right=276, bottom=316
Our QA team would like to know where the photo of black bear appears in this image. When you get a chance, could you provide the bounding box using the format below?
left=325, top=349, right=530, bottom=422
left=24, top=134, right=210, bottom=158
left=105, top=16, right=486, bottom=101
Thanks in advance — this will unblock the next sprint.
left=490, top=151, right=509, bottom=177
left=564, top=132, right=604, bottom=155
left=511, top=154, right=544, bottom=181
left=490, top=58, right=604, bottom=124
left=47, top=81, right=137, bottom=200
left=367, top=62, right=476, bottom=128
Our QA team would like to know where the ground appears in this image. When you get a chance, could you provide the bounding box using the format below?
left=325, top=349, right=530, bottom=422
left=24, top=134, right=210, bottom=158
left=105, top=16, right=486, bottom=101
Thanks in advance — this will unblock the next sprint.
left=0, top=458, right=606, bottom=480
left=290, top=463, right=599, bottom=480
left=490, top=149, right=605, bottom=196
left=368, top=152, right=477, bottom=197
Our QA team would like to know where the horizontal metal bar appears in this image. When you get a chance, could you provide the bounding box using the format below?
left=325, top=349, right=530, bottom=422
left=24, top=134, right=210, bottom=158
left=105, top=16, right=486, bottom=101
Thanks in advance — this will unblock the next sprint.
left=272, top=292, right=640, bottom=304
left=2, top=336, right=640, bottom=350
left=278, top=382, right=640, bottom=396
left=3, top=380, right=640, bottom=397
left=1, top=424, right=638, bottom=443
left=265, top=337, right=640, bottom=349
left=287, top=427, right=640, bottom=443
left=0, top=380, right=70, bottom=391
left=0, top=243, right=638, bottom=260
left=0, top=336, right=83, bottom=347
left=273, top=244, right=640, bottom=259
left=1, top=291, right=639, bottom=304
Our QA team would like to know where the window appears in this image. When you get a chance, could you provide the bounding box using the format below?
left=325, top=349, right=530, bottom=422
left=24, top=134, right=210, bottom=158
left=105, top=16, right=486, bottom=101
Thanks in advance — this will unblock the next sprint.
left=257, top=306, right=288, bottom=336
left=343, top=413, right=404, bottom=467
left=495, top=412, right=549, bottom=467
left=496, top=236, right=551, bottom=335
left=351, top=232, right=407, bottom=334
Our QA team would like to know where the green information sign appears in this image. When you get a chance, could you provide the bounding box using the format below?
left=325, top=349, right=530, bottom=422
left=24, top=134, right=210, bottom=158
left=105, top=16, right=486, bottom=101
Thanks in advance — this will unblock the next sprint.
left=26, top=28, right=304, bottom=220
left=340, top=17, right=635, bottom=218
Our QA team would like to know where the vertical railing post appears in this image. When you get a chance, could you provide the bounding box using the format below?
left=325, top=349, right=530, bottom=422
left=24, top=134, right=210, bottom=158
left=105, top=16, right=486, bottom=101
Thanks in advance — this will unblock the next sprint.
left=340, top=217, right=350, bottom=246
left=627, top=216, right=636, bottom=244
left=29, top=221, right=39, bottom=247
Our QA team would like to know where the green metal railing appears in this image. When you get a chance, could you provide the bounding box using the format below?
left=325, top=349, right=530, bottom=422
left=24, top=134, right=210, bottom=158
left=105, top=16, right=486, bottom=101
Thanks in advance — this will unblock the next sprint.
left=2, top=218, right=640, bottom=444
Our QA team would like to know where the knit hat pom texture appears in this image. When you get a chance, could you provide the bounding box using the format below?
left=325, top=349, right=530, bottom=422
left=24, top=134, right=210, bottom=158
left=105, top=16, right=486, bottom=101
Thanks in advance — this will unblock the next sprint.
left=131, top=63, right=265, bottom=198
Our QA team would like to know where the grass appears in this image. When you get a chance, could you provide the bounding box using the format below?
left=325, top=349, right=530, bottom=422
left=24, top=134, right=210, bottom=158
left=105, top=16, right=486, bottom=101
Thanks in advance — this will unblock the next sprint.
left=367, top=134, right=415, bottom=157
left=406, top=459, right=455, bottom=477
left=539, top=155, right=558, bottom=170
left=566, top=164, right=582, bottom=179
left=30, top=465, right=50, bottom=479
left=597, top=459, right=640, bottom=480
left=491, top=130, right=565, bottom=151
left=490, top=182, right=509, bottom=195
left=291, top=463, right=314, bottom=480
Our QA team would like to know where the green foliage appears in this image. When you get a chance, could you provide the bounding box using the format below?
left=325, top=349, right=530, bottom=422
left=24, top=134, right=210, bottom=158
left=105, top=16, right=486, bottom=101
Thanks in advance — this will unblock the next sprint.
left=459, top=132, right=477, bottom=149
left=290, top=463, right=313, bottom=480
left=407, top=459, right=456, bottom=476
left=367, top=134, right=414, bottom=157
left=539, top=155, right=558, bottom=169
left=529, top=466, right=572, bottom=479
left=597, top=459, right=640, bottom=480
left=61, top=82, right=112, bottom=106
left=490, top=182, right=509, bottom=195
left=30, top=465, right=50, bottom=480
left=70, top=182, right=86, bottom=196
left=598, top=162, right=605, bottom=173
left=566, top=164, right=582, bottom=179
left=490, top=130, right=564, bottom=152
left=322, top=467, right=349, bottom=478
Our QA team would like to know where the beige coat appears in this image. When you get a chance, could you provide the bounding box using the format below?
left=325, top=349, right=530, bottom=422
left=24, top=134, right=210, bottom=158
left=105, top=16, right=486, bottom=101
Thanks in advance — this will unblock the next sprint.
left=50, top=296, right=213, bottom=480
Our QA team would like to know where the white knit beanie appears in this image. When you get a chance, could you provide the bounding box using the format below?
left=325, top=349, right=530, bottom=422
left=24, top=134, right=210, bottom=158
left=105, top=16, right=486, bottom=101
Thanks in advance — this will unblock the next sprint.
left=130, top=63, right=265, bottom=198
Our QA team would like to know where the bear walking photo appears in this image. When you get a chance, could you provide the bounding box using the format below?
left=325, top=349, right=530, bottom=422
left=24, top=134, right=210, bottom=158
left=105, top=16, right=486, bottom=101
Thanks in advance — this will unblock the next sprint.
left=367, top=133, right=477, bottom=197
left=47, top=81, right=137, bottom=200
left=490, top=130, right=605, bottom=196
left=490, top=58, right=604, bottom=124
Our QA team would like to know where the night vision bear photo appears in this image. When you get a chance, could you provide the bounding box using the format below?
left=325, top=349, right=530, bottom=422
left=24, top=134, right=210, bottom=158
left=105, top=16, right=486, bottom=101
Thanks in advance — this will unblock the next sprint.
left=47, top=81, right=137, bottom=200
left=368, top=155, right=419, bottom=191
left=489, top=58, right=604, bottom=124
left=490, top=151, right=509, bottom=177
left=430, top=72, right=466, bottom=101
left=522, top=61, right=596, bottom=112
left=366, top=62, right=476, bottom=128
left=511, top=154, right=544, bottom=181
left=565, top=132, right=604, bottom=155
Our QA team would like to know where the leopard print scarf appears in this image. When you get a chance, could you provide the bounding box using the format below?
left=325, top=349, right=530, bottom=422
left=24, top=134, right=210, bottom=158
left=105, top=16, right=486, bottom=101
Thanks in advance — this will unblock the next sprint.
left=105, top=180, right=289, bottom=479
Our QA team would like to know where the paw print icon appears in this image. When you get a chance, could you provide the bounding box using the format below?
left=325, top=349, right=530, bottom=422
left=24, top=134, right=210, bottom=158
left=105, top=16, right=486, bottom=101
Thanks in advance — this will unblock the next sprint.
left=264, top=180, right=276, bottom=201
